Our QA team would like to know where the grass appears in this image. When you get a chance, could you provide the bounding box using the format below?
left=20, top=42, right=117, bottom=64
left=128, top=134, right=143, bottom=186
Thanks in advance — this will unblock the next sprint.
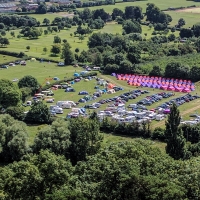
left=0, top=54, right=19, bottom=64
left=0, top=62, right=78, bottom=84
left=77, top=0, right=200, bottom=13
left=4, top=23, right=122, bottom=59
left=165, top=11, right=200, bottom=28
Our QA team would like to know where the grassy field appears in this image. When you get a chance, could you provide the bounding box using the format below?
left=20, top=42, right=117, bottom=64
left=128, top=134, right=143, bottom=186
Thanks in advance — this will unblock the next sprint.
left=0, top=62, right=78, bottom=83
left=4, top=23, right=122, bottom=59
left=165, top=11, right=200, bottom=27
left=0, top=54, right=19, bottom=64
left=77, top=0, right=200, bottom=13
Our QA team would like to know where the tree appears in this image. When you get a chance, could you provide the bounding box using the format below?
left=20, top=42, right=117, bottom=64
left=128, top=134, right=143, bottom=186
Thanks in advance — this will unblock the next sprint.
left=190, top=66, right=200, bottom=82
left=10, top=31, right=15, bottom=38
left=25, top=101, right=51, bottom=124
left=1, top=30, right=6, bottom=36
left=122, top=20, right=142, bottom=34
left=26, top=46, right=30, bottom=51
left=36, top=3, right=47, bottom=14
left=124, top=6, right=143, bottom=20
left=43, top=18, right=50, bottom=26
left=178, top=18, right=185, bottom=27
left=69, top=117, right=103, bottom=165
left=51, top=44, right=61, bottom=55
left=192, top=22, right=200, bottom=37
left=75, top=48, right=79, bottom=53
left=62, top=39, right=67, bottom=43
left=0, top=37, right=9, bottom=47
left=149, top=65, right=163, bottom=76
left=165, top=103, right=187, bottom=160
left=18, top=75, right=40, bottom=95
left=43, top=47, right=47, bottom=54
left=32, top=118, right=71, bottom=157
left=61, top=42, right=74, bottom=65
left=0, top=114, right=29, bottom=162
left=112, top=8, right=124, bottom=20
left=79, top=35, right=84, bottom=42
left=127, top=44, right=141, bottom=64
left=53, top=35, right=61, bottom=43
left=0, top=79, right=22, bottom=108
left=6, top=106, right=25, bottom=121
left=44, top=30, right=48, bottom=35
left=70, top=33, right=73, bottom=37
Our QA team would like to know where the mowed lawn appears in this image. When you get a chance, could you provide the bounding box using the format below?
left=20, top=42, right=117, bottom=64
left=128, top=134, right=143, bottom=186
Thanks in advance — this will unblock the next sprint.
left=0, top=61, right=80, bottom=84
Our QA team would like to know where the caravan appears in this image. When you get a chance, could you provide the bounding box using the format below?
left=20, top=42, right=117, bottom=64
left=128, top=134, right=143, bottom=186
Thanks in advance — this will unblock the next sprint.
left=52, top=107, right=63, bottom=114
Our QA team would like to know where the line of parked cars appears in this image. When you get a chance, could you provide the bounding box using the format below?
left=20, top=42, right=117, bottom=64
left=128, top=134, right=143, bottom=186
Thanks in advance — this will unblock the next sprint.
left=157, top=94, right=200, bottom=109
left=83, top=90, right=149, bottom=109
left=136, top=92, right=175, bottom=106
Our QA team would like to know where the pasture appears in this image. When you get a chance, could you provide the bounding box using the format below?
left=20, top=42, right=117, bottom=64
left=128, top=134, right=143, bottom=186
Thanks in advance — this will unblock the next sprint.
left=165, top=10, right=200, bottom=27
left=4, top=23, right=122, bottom=59
left=77, top=0, right=200, bottom=13
left=0, top=54, right=19, bottom=64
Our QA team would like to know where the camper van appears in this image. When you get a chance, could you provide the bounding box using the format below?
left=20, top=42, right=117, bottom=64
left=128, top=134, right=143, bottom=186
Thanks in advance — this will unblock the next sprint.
left=60, top=103, right=72, bottom=109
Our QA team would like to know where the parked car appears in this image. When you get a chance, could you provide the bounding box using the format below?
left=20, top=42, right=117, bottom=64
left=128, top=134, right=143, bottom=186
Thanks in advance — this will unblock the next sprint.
left=1, top=65, right=8, bottom=69
left=57, top=62, right=65, bottom=66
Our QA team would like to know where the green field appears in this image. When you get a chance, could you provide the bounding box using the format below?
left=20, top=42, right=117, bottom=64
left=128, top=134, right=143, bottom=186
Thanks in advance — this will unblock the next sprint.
left=4, top=23, right=122, bottom=59
left=165, top=11, right=200, bottom=27
left=77, top=0, right=200, bottom=13
left=0, top=54, right=19, bottom=64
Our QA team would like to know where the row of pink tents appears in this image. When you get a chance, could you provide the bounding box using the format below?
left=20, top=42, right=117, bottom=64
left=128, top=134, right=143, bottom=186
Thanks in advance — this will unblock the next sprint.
left=112, top=74, right=195, bottom=92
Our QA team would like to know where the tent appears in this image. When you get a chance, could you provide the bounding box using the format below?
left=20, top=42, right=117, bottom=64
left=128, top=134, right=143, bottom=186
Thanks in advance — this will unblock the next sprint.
left=161, top=85, right=168, bottom=90
left=65, top=88, right=75, bottom=92
left=182, top=88, right=191, bottom=93
left=30, top=58, right=36, bottom=62
left=107, top=89, right=116, bottom=94
left=74, top=73, right=80, bottom=77
left=75, top=79, right=81, bottom=82
left=79, top=91, right=89, bottom=95
left=111, top=73, right=116, bottom=76
left=53, top=77, right=59, bottom=80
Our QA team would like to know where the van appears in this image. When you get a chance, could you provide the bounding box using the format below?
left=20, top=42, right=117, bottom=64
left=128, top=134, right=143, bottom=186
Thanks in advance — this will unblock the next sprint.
left=52, top=107, right=63, bottom=114
left=26, top=101, right=32, bottom=106
left=60, top=103, right=72, bottom=109
left=57, top=62, right=65, bottom=66
left=93, top=67, right=100, bottom=71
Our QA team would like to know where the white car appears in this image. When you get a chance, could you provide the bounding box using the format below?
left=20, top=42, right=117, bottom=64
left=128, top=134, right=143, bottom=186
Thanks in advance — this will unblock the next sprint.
left=57, top=62, right=65, bottom=66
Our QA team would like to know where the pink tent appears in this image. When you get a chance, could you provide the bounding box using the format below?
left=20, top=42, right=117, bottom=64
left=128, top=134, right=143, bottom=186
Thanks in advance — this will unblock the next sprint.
left=182, top=88, right=191, bottom=93
left=168, top=86, right=175, bottom=91
left=161, top=85, right=168, bottom=90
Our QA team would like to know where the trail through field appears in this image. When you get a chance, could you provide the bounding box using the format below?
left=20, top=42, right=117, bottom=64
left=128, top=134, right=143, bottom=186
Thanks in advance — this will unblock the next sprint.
left=99, top=74, right=131, bottom=90
left=152, top=103, right=200, bottom=129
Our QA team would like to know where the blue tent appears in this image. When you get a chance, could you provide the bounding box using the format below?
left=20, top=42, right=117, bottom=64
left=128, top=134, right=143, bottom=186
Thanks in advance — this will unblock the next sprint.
left=74, top=73, right=80, bottom=77
left=79, top=91, right=89, bottom=95
left=65, top=88, right=75, bottom=92
left=71, top=81, right=74, bottom=84
left=53, top=77, right=60, bottom=80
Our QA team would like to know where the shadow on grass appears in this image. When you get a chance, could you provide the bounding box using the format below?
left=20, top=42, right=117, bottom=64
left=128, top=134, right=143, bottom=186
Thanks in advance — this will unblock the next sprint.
left=49, top=54, right=59, bottom=57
